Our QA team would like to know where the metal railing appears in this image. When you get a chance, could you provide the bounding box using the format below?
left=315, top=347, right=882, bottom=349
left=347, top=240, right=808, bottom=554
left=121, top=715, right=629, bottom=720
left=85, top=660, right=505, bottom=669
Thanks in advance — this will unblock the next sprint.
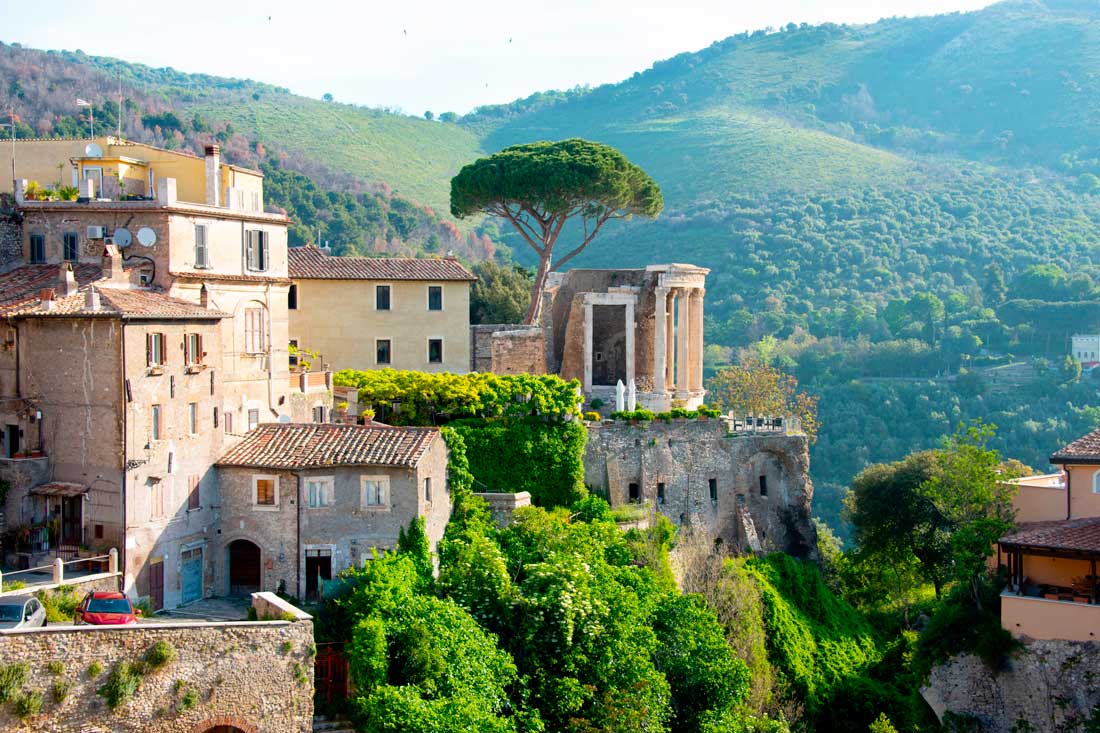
left=0, top=548, right=118, bottom=593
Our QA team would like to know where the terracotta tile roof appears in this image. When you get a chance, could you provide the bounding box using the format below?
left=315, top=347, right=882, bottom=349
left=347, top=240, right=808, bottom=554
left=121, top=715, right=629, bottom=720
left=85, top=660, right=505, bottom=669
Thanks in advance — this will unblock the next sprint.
left=0, top=263, right=102, bottom=307
left=1000, top=517, right=1100, bottom=555
left=169, top=270, right=292, bottom=285
left=1051, top=429, right=1100, bottom=463
left=0, top=283, right=226, bottom=320
left=216, top=423, right=440, bottom=470
left=288, top=246, right=475, bottom=281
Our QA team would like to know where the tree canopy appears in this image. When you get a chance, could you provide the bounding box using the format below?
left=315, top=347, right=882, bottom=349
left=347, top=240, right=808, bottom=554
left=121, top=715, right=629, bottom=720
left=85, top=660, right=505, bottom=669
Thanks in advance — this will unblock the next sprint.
left=450, top=138, right=662, bottom=323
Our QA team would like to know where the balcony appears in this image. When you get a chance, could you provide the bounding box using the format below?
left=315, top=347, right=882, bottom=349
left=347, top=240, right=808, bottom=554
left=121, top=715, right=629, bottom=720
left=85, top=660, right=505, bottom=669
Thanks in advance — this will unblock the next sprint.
left=288, top=370, right=332, bottom=394
left=1001, top=591, right=1100, bottom=642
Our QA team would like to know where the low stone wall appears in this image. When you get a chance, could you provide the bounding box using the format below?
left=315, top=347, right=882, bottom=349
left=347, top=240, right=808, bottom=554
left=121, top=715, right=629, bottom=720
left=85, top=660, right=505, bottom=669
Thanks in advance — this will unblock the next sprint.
left=490, top=328, right=546, bottom=376
left=0, top=616, right=314, bottom=732
left=473, top=491, right=532, bottom=527
left=922, top=639, right=1100, bottom=732
left=470, top=324, right=524, bottom=372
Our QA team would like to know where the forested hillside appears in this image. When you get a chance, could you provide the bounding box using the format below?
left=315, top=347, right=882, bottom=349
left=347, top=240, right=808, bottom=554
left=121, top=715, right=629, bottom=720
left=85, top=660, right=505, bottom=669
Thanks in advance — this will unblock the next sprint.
left=5, top=0, right=1100, bottom=533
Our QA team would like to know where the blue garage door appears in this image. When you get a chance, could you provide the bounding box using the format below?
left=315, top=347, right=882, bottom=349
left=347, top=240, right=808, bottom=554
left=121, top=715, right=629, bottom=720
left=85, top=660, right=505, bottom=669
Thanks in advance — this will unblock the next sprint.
left=181, top=547, right=203, bottom=605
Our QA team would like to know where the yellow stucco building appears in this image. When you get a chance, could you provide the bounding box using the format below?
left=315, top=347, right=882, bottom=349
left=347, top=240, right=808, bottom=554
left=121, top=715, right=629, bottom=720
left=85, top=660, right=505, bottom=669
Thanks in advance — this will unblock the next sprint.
left=288, top=245, right=475, bottom=373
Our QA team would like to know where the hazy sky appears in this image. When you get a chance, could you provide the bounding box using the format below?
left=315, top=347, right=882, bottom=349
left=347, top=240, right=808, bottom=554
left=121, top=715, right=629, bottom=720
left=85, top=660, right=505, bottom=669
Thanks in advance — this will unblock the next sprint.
left=5, top=0, right=994, bottom=114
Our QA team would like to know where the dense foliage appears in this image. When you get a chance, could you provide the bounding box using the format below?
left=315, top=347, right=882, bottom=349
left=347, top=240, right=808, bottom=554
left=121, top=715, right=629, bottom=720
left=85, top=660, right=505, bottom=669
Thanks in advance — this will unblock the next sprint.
left=470, top=261, right=534, bottom=324
left=448, top=418, right=587, bottom=506
left=332, top=369, right=582, bottom=424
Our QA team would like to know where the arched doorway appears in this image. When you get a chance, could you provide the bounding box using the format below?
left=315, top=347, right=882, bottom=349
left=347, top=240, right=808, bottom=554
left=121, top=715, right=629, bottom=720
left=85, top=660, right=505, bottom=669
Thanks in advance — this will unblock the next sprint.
left=203, top=728, right=246, bottom=733
left=227, top=539, right=261, bottom=595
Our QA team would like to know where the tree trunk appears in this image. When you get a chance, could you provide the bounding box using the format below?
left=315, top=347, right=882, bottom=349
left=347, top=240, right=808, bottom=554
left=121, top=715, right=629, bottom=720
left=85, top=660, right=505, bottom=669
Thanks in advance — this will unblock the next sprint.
left=524, top=254, right=553, bottom=325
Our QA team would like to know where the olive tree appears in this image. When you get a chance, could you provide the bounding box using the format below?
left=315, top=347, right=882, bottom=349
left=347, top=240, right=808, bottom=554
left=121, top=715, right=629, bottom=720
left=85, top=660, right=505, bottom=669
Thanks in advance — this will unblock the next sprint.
left=450, top=138, right=663, bottom=324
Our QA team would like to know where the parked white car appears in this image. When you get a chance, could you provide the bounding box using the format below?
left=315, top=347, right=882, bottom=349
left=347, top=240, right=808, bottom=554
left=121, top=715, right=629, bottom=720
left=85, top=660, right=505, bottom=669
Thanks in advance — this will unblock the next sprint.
left=0, top=595, right=47, bottom=630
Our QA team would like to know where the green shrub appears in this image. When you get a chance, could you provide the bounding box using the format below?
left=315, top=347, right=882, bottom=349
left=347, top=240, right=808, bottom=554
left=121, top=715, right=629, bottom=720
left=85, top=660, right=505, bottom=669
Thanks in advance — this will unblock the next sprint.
left=85, top=662, right=103, bottom=679
left=0, top=580, right=26, bottom=592
left=46, top=661, right=65, bottom=676
left=610, top=503, right=649, bottom=523
left=51, top=679, right=72, bottom=704
left=177, top=689, right=198, bottom=713
left=98, top=661, right=142, bottom=710
left=0, top=663, right=29, bottom=703
left=12, top=689, right=42, bottom=719
left=36, top=588, right=82, bottom=622
left=589, top=397, right=605, bottom=410
left=610, top=409, right=655, bottom=421
left=144, top=641, right=177, bottom=670
left=583, top=411, right=601, bottom=422
left=280, top=641, right=294, bottom=655
left=172, top=679, right=187, bottom=695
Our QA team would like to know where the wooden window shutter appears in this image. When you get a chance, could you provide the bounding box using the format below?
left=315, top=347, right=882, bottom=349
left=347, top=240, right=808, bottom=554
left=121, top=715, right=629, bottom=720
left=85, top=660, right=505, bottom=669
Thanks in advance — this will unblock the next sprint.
left=198, top=334, right=203, bottom=362
left=146, top=333, right=153, bottom=366
left=159, top=332, right=167, bottom=364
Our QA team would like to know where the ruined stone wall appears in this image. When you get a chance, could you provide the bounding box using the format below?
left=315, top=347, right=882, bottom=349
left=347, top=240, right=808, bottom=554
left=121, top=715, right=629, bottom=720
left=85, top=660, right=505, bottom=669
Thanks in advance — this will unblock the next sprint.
left=0, top=194, right=21, bottom=272
left=490, top=328, right=546, bottom=376
left=922, top=639, right=1100, bottom=732
left=0, top=618, right=313, bottom=733
left=583, top=420, right=816, bottom=558
left=473, top=491, right=532, bottom=527
left=471, top=324, right=524, bottom=372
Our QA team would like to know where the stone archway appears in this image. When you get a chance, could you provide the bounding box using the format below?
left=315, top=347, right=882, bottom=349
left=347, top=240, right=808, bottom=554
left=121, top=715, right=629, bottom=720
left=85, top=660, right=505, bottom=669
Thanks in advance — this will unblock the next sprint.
left=191, top=716, right=257, bottom=733
left=227, top=539, right=261, bottom=596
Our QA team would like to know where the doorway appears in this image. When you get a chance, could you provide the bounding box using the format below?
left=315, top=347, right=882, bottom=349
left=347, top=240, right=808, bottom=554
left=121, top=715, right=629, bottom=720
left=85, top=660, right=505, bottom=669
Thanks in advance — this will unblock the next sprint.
left=228, top=540, right=261, bottom=595
left=4, top=424, right=18, bottom=458
left=305, top=549, right=332, bottom=601
left=148, top=560, right=164, bottom=611
left=59, top=496, right=82, bottom=545
left=591, top=304, right=627, bottom=386
left=181, top=547, right=203, bottom=605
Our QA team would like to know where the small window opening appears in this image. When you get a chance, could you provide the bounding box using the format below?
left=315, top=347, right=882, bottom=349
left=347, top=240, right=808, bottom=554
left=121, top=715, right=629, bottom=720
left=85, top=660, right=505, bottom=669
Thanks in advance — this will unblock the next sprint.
left=759, top=475, right=768, bottom=497
left=708, top=478, right=717, bottom=502
left=628, top=483, right=640, bottom=503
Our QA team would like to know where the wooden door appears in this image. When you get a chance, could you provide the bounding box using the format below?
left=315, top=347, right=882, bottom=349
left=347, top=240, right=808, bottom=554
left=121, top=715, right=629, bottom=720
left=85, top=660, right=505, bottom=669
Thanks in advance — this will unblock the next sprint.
left=149, top=560, right=164, bottom=611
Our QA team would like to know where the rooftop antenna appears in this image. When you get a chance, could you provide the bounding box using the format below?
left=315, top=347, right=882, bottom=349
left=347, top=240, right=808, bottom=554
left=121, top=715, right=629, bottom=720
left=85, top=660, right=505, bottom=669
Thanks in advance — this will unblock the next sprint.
left=76, top=99, right=94, bottom=137
left=117, top=71, right=123, bottom=139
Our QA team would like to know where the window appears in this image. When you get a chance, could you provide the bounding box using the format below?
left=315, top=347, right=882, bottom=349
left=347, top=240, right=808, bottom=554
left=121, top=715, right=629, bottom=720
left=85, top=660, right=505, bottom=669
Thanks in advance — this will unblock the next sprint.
left=288, top=283, right=298, bottom=310
left=628, top=483, right=640, bottom=503
left=194, top=225, right=209, bottom=268
left=224, top=411, right=233, bottom=435
left=313, top=405, right=326, bottom=423
left=375, top=285, right=391, bottom=311
left=245, top=230, right=268, bottom=271
left=253, top=475, right=278, bottom=508
left=657, top=482, right=666, bottom=505
left=427, top=286, right=443, bottom=311
left=187, top=475, right=201, bottom=511
left=94, top=523, right=104, bottom=540
left=146, top=332, right=166, bottom=366
left=184, top=333, right=203, bottom=365
left=188, top=402, right=198, bottom=434
left=244, top=308, right=265, bottom=353
left=1093, top=470, right=1100, bottom=495
left=247, top=409, right=260, bottom=431
left=361, top=476, right=388, bottom=509
left=708, top=478, right=718, bottom=502
left=29, top=234, right=45, bottom=263
left=151, top=404, right=162, bottom=441
left=376, top=339, right=391, bottom=365
left=63, top=232, right=79, bottom=261
left=307, top=477, right=335, bottom=508
left=428, top=339, right=443, bottom=364
left=213, top=406, right=219, bottom=429
left=151, top=479, right=166, bottom=519
left=424, top=477, right=432, bottom=503
left=759, top=475, right=768, bottom=497
left=288, top=339, right=299, bottom=369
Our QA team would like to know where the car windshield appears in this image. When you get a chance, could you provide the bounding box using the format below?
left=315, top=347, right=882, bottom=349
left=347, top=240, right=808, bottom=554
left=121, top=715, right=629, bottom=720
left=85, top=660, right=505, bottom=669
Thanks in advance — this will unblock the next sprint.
left=0, top=604, right=23, bottom=622
left=86, top=598, right=132, bottom=614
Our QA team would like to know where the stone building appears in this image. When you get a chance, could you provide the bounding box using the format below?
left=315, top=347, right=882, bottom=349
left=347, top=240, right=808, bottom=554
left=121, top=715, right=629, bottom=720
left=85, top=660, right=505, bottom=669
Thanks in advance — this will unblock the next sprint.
left=475, top=264, right=709, bottom=411
left=288, top=244, right=475, bottom=373
left=214, top=423, right=450, bottom=600
left=0, top=138, right=328, bottom=611
left=584, top=419, right=816, bottom=558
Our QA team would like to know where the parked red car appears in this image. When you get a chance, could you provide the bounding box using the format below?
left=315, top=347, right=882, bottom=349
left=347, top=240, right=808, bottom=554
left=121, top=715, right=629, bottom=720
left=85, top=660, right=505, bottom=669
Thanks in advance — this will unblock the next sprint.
left=74, top=591, right=142, bottom=625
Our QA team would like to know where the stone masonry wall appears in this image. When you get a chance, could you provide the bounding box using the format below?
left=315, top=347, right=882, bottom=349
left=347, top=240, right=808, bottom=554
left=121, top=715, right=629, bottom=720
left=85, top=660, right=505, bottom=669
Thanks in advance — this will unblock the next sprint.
left=922, top=639, right=1100, bottom=732
left=471, top=324, right=524, bottom=372
left=0, top=194, right=20, bottom=272
left=490, top=328, right=546, bottom=376
left=0, top=618, right=313, bottom=733
left=584, top=420, right=816, bottom=558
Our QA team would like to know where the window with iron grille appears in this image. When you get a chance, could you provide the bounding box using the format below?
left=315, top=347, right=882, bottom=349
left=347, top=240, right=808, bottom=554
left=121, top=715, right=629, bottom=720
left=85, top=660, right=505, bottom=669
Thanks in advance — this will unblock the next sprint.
left=63, top=232, right=79, bottom=261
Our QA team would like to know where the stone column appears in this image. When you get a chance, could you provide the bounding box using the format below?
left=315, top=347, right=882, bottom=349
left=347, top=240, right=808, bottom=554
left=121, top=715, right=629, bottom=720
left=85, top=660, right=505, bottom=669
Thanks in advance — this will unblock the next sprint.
left=675, top=288, right=690, bottom=398
left=665, top=291, right=676, bottom=390
left=583, top=301, right=594, bottom=393
left=653, top=288, right=668, bottom=393
left=625, top=298, right=636, bottom=387
left=690, top=288, right=705, bottom=392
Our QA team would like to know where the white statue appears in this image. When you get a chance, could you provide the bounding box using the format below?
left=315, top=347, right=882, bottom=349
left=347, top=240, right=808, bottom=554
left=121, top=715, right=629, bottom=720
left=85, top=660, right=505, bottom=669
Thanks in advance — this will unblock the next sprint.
left=627, top=379, right=637, bottom=411
left=616, top=380, right=626, bottom=412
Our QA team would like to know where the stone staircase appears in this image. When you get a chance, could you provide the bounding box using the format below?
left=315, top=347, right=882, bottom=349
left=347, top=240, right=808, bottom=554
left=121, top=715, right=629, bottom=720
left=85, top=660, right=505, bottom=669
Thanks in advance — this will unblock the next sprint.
left=313, top=715, right=355, bottom=733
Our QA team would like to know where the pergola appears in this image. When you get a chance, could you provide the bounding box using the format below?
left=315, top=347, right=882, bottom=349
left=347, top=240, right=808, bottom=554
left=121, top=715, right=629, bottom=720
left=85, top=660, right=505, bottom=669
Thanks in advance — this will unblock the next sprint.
left=999, top=517, right=1100, bottom=604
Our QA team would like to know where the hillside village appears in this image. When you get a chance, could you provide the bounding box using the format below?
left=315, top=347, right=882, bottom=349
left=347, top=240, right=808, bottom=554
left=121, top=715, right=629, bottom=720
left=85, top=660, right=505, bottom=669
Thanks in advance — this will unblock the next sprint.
left=3, top=4, right=1100, bottom=733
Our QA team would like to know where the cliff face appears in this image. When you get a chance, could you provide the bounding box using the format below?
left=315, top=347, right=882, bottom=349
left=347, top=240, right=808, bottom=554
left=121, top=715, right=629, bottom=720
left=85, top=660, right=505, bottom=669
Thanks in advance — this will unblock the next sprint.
left=583, top=420, right=817, bottom=558
left=922, top=639, right=1100, bottom=732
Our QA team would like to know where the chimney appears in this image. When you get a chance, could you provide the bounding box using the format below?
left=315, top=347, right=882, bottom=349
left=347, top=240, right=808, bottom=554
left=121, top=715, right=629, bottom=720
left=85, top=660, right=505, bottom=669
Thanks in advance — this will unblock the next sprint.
left=84, top=287, right=101, bottom=311
left=101, top=244, right=126, bottom=284
left=204, top=145, right=221, bottom=207
left=39, top=288, right=55, bottom=311
left=199, top=284, right=211, bottom=309
left=58, top=263, right=78, bottom=296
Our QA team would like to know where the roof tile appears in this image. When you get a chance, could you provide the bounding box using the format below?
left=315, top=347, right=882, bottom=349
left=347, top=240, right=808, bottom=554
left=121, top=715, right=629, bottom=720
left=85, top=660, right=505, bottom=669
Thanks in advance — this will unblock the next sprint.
left=1000, top=517, right=1100, bottom=554
left=1051, top=429, right=1100, bottom=463
left=216, top=423, right=440, bottom=470
left=288, top=246, right=475, bottom=281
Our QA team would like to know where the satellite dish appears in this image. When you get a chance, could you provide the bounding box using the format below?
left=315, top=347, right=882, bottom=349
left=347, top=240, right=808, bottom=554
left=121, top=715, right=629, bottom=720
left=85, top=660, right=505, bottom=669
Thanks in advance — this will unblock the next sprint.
left=277, top=414, right=292, bottom=424
left=112, top=228, right=132, bottom=248
left=136, top=227, right=157, bottom=247
left=84, top=143, right=103, bottom=158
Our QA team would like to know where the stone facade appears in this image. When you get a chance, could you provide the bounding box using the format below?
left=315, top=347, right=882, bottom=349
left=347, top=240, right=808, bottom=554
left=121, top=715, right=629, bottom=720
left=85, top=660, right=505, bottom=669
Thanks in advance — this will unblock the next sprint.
left=584, top=420, right=816, bottom=558
left=0, top=616, right=313, bottom=733
left=473, top=491, right=532, bottom=527
left=922, top=639, right=1100, bottom=732
left=490, top=328, right=546, bottom=376
left=215, top=434, right=450, bottom=599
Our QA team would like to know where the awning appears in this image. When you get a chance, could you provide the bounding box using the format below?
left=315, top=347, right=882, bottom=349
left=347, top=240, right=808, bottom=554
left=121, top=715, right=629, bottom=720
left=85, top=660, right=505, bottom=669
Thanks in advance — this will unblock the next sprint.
left=30, top=482, right=88, bottom=498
